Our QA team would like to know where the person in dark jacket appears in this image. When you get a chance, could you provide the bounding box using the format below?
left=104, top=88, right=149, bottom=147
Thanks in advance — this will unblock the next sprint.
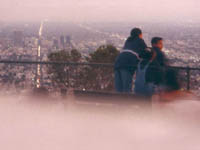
left=140, top=50, right=165, bottom=91
left=140, top=37, right=168, bottom=89
left=151, top=37, right=168, bottom=67
left=114, top=28, right=148, bottom=93
left=138, top=37, right=169, bottom=97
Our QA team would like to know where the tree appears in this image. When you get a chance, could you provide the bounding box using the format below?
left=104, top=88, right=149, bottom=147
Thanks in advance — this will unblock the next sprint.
left=71, top=49, right=82, bottom=62
left=47, top=45, right=119, bottom=92
left=47, top=49, right=82, bottom=93
left=89, top=45, right=119, bottom=63
left=79, top=45, right=119, bottom=91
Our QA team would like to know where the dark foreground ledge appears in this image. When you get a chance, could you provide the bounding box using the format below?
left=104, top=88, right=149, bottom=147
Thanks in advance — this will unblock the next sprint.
left=73, top=90, right=151, bottom=106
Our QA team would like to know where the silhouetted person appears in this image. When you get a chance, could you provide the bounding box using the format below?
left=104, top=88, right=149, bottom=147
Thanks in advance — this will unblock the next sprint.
left=142, top=37, right=168, bottom=87
left=151, top=37, right=168, bottom=67
left=114, top=28, right=148, bottom=93
left=134, top=50, right=164, bottom=98
left=134, top=37, right=170, bottom=97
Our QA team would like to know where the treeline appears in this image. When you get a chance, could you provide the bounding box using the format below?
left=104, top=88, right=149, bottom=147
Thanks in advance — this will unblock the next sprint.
left=47, top=45, right=119, bottom=93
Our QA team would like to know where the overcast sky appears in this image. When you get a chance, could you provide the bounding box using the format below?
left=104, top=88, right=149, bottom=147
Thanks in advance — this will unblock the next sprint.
left=1, top=0, right=200, bottom=22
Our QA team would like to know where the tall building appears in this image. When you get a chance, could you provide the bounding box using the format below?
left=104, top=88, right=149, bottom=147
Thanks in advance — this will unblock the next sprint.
left=65, top=36, right=71, bottom=44
left=65, top=35, right=74, bottom=50
left=13, top=30, right=24, bottom=47
left=60, top=35, right=65, bottom=49
left=53, top=39, right=59, bottom=49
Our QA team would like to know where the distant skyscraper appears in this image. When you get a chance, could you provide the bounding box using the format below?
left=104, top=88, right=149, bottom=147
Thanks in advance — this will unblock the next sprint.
left=53, top=39, right=59, bottom=49
left=13, top=30, right=24, bottom=47
left=60, top=35, right=65, bottom=49
left=65, top=35, right=74, bottom=50
left=65, top=36, right=71, bottom=44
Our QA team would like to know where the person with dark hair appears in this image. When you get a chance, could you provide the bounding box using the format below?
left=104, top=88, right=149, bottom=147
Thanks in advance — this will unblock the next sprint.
left=151, top=37, right=168, bottom=67
left=114, top=28, right=148, bottom=93
left=134, top=36, right=170, bottom=97
left=149, top=37, right=196, bottom=103
left=124, top=28, right=148, bottom=56
left=142, top=37, right=168, bottom=87
left=134, top=37, right=168, bottom=97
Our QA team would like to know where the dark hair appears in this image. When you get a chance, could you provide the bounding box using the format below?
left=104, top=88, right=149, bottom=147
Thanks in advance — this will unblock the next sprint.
left=127, top=28, right=142, bottom=41
left=131, top=28, right=142, bottom=38
left=151, top=37, right=163, bottom=45
left=164, top=68, right=180, bottom=91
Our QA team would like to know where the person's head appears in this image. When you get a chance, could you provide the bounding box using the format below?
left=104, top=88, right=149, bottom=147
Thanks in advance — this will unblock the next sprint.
left=151, top=37, right=163, bottom=50
left=130, top=28, right=143, bottom=39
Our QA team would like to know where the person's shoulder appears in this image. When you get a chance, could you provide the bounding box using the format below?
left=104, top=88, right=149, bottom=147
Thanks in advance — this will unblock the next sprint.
left=137, top=38, right=146, bottom=44
left=138, top=38, right=147, bottom=48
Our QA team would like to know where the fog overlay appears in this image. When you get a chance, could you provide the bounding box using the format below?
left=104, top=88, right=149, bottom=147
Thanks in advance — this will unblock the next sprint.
left=1, top=0, right=200, bottom=22
left=0, top=93, right=200, bottom=150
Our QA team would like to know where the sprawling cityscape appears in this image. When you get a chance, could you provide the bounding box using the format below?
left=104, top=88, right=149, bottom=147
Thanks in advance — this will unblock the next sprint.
left=1, top=0, right=200, bottom=149
left=0, top=21, right=200, bottom=93
left=1, top=21, right=200, bottom=65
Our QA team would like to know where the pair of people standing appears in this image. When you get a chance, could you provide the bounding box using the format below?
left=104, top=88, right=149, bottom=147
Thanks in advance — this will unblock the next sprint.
left=114, top=28, right=166, bottom=96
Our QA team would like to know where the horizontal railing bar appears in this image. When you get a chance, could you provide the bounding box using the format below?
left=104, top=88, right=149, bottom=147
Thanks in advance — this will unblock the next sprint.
left=0, top=60, right=113, bottom=67
left=0, top=60, right=199, bottom=71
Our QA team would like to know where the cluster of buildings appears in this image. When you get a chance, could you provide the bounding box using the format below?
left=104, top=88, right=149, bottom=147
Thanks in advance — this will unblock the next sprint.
left=0, top=22, right=200, bottom=92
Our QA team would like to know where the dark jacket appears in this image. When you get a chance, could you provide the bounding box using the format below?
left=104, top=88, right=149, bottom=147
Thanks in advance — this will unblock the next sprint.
left=152, top=47, right=168, bottom=67
left=123, top=37, right=147, bottom=54
left=141, top=48, right=168, bottom=85
left=114, top=37, right=147, bottom=73
left=140, top=60, right=164, bottom=85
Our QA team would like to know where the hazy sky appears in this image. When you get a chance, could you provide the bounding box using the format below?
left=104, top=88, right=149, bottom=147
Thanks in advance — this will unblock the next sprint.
left=1, top=0, right=200, bottom=22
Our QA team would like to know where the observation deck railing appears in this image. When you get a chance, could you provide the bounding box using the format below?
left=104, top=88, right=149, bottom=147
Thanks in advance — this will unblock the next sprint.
left=0, top=60, right=199, bottom=93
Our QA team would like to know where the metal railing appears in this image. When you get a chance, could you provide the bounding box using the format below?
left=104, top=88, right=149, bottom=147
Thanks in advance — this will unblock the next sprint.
left=0, top=60, right=199, bottom=93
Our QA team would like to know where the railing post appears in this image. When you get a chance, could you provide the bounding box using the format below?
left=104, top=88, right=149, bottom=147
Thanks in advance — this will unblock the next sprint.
left=75, top=65, right=78, bottom=89
left=67, top=64, right=70, bottom=88
left=186, top=66, right=190, bottom=91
